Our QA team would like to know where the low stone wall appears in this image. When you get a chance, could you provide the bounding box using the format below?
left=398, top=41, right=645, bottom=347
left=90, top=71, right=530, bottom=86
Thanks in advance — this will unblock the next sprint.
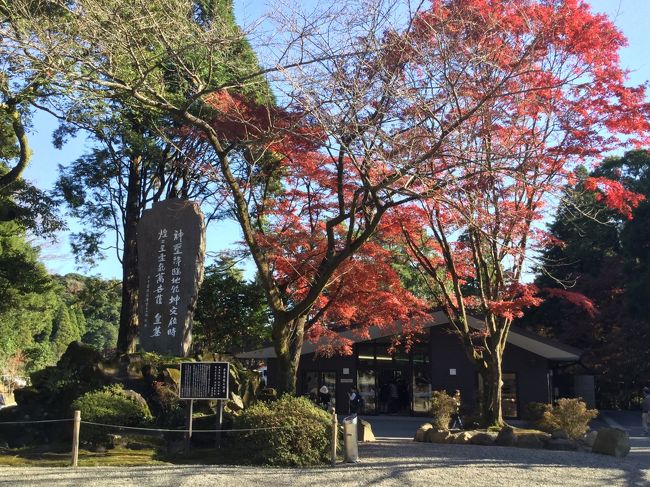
left=413, top=424, right=630, bottom=457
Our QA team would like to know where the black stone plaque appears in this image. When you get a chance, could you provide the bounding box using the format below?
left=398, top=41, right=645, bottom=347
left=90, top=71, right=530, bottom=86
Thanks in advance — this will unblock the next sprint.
left=179, top=362, right=230, bottom=400
left=138, top=199, right=205, bottom=356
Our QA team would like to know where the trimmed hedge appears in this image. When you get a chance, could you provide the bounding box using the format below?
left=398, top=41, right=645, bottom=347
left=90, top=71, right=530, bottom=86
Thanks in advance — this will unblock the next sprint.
left=232, top=395, right=334, bottom=466
left=71, top=385, right=153, bottom=445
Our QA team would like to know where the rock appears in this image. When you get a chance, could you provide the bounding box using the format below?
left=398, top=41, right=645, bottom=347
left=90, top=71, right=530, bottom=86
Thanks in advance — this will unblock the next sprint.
left=228, top=393, right=244, bottom=411
left=107, top=434, right=128, bottom=449
left=414, top=423, right=433, bottom=442
left=452, top=431, right=476, bottom=444
left=91, top=444, right=107, bottom=453
left=582, top=430, right=598, bottom=448
left=121, top=389, right=149, bottom=411
left=551, top=429, right=569, bottom=440
left=425, top=429, right=452, bottom=443
left=496, top=426, right=516, bottom=447
left=516, top=433, right=546, bottom=449
left=358, top=419, right=376, bottom=442
left=591, top=428, right=630, bottom=458
left=470, top=432, right=497, bottom=446
left=546, top=438, right=578, bottom=451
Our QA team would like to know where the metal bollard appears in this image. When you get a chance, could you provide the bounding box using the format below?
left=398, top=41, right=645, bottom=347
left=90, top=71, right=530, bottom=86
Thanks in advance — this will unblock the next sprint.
left=342, top=414, right=359, bottom=463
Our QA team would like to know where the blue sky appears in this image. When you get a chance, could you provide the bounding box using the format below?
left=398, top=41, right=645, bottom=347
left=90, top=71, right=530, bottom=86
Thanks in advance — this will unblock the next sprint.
left=22, top=0, right=650, bottom=280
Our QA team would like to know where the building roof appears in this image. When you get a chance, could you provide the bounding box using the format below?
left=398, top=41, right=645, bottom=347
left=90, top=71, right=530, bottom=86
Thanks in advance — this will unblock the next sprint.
left=236, top=311, right=581, bottom=361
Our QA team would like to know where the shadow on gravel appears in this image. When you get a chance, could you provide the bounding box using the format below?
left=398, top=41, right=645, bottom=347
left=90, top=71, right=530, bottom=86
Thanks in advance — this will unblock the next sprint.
left=355, top=440, right=650, bottom=487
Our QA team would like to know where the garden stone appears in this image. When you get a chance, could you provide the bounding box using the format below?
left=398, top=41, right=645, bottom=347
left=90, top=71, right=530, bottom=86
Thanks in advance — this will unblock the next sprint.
left=121, top=389, right=149, bottom=410
left=358, top=419, right=375, bottom=442
left=546, top=438, right=578, bottom=451
left=228, top=393, right=244, bottom=411
left=583, top=430, right=598, bottom=448
left=452, top=431, right=475, bottom=444
left=469, top=432, right=497, bottom=446
left=516, top=433, right=546, bottom=449
left=414, top=423, right=432, bottom=442
left=496, top=426, right=516, bottom=447
left=592, top=428, right=630, bottom=458
left=426, top=429, right=452, bottom=443
left=551, top=429, right=569, bottom=440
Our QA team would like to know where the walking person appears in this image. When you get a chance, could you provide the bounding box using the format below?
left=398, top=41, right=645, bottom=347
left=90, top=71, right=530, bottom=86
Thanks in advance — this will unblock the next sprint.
left=319, top=385, right=331, bottom=410
left=450, top=389, right=463, bottom=430
left=349, top=387, right=364, bottom=414
left=642, top=387, right=650, bottom=435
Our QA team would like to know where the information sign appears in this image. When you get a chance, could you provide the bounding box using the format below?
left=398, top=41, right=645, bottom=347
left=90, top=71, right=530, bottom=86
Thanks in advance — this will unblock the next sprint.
left=179, top=362, right=229, bottom=400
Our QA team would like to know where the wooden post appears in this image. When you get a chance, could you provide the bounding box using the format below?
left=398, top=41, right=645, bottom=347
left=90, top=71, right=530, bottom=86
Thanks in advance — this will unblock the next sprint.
left=330, top=407, right=337, bottom=467
left=71, top=410, right=81, bottom=467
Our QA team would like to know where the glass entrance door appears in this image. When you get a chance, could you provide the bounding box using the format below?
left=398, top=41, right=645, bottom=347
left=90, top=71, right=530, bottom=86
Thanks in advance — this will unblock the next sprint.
left=357, top=369, right=376, bottom=414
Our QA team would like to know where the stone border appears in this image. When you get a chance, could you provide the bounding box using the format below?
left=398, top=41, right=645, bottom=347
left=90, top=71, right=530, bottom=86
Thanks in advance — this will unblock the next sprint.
left=413, top=423, right=630, bottom=457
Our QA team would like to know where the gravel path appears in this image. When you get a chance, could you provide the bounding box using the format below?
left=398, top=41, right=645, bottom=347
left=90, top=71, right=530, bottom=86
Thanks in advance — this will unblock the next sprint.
left=1, top=440, right=649, bottom=487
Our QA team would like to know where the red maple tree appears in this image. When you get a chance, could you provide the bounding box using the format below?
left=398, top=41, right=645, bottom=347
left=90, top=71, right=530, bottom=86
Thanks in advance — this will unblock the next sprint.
left=395, top=0, right=650, bottom=425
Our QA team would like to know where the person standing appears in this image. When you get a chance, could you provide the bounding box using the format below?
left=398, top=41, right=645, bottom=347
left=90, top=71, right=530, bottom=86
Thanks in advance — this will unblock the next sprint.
left=642, top=387, right=650, bottom=435
left=349, top=387, right=363, bottom=414
left=450, top=390, right=463, bottom=430
left=319, top=385, right=331, bottom=410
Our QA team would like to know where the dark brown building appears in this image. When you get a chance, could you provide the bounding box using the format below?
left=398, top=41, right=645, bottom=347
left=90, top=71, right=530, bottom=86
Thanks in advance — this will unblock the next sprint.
left=238, top=311, right=583, bottom=418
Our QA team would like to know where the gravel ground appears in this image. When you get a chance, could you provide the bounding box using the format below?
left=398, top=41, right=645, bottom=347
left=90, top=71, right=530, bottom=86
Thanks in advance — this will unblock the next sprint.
left=2, top=439, right=650, bottom=487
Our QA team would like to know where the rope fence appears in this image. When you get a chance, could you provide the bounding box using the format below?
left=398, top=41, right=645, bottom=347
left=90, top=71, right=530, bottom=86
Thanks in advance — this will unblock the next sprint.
left=0, top=408, right=345, bottom=467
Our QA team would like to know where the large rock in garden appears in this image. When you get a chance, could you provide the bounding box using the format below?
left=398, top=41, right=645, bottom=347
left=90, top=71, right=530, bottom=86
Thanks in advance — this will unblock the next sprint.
left=470, top=432, right=497, bottom=446
left=591, top=428, right=630, bottom=458
left=516, top=433, right=546, bottom=449
left=425, top=429, right=452, bottom=443
left=551, top=429, right=569, bottom=440
left=452, top=431, right=476, bottom=444
left=415, top=423, right=433, bottom=442
left=496, top=426, right=516, bottom=447
left=358, top=419, right=375, bottom=442
left=582, top=430, right=598, bottom=448
left=546, top=438, right=579, bottom=451
left=121, top=389, right=149, bottom=411
left=228, top=393, right=245, bottom=411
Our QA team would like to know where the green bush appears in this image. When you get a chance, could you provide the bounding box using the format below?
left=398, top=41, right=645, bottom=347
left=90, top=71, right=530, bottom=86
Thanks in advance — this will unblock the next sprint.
left=232, top=395, right=334, bottom=466
left=71, top=385, right=153, bottom=445
left=430, top=390, right=457, bottom=430
left=537, top=398, right=598, bottom=439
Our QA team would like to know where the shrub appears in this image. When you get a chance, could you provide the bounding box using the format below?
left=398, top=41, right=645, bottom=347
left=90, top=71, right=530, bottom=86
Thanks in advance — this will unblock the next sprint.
left=232, top=395, right=335, bottom=466
left=430, top=390, right=457, bottom=430
left=523, top=402, right=551, bottom=428
left=71, top=384, right=153, bottom=445
left=537, top=398, right=598, bottom=439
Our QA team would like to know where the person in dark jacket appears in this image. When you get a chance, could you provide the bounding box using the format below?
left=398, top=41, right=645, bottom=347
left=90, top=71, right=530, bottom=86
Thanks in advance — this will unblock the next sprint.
left=642, top=387, right=650, bottom=435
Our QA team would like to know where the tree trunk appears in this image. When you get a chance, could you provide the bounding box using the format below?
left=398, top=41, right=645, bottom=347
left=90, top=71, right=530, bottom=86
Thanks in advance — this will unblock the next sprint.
left=116, top=156, right=142, bottom=353
left=480, top=351, right=504, bottom=428
left=272, top=315, right=306, bottom=395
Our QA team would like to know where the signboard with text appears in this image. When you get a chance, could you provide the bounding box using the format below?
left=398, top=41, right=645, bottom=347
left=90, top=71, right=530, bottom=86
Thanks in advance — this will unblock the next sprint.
left=179, top=362, right=230, bottom=400
left=138, top=199, right=205, bottom=356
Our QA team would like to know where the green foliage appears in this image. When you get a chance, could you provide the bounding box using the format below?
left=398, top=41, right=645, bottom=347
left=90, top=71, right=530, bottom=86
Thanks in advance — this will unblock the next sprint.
left=429, top=390, right=457, bottom=430
left=72, top=385, right=153, bottom=444
left=232, top=395, right=333, bottom=466
left=522, top=150, right=650, bottom=408
left=72, top=384, right=153, bottom=425
left=194, top=258, right=270, bottom=353
left=534, top=398, right=598, bottom=440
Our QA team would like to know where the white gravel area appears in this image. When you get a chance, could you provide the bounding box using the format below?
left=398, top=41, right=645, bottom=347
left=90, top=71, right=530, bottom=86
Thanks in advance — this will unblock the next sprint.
left=1, top=439, right=649, bottom=487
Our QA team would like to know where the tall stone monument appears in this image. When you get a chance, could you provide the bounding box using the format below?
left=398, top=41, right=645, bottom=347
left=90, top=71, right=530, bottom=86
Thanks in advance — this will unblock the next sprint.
left=137, top=199, right=205, bottom=356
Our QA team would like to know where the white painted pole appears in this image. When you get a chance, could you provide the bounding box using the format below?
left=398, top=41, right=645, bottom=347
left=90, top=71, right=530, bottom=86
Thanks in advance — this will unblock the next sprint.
left=331, top=407, right=337, bottom=467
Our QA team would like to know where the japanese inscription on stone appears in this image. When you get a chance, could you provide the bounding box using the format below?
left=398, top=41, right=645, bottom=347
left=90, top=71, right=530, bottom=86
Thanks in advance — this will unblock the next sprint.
left=138, top=199, right=205, bottom=356
left=179, top=362, right=230, bottom=400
